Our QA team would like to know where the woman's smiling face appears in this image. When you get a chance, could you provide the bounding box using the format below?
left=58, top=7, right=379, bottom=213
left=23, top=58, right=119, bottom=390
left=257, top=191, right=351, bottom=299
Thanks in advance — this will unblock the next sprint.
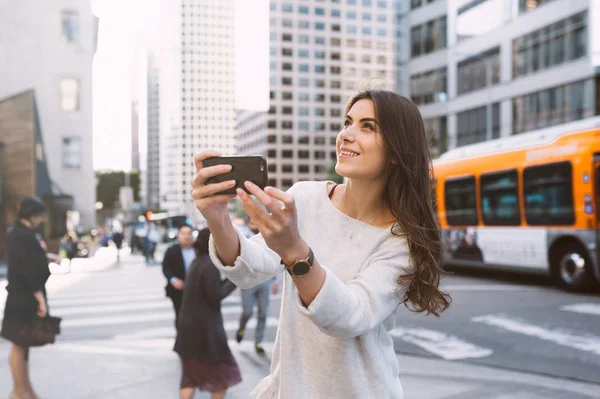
left=335, top=99, right=389, bottom=180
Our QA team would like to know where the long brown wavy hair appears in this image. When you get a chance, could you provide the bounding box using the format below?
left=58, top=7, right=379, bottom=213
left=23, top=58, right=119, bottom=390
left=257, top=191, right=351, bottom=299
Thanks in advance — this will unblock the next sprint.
left=346, top=90, right=451, bottom=316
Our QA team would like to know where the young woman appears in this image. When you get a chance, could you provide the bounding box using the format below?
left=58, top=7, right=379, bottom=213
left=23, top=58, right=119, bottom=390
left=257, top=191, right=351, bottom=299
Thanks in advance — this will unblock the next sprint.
left=1, top=197, right=58, bottom=399
left=191, top=90, right=451, bottom=398
left=174, top=228, right=242, bottom=399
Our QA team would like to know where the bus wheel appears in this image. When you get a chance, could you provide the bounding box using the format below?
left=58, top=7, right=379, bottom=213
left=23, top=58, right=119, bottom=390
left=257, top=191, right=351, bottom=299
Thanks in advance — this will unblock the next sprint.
left=551, top=243, right=596, bottom=292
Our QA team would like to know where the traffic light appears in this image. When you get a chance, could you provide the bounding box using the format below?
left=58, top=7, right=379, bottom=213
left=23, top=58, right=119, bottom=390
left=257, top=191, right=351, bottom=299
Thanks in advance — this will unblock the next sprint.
left=146, top=211, right=153, bottom=220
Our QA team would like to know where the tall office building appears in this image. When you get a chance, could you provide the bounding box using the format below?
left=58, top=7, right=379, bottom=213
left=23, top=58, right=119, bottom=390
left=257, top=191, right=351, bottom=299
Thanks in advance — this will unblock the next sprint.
left=146, top=0, right=236, bottom=218
left=401, top=0, right=600, bottom=158
left=0, top=0, right=98, bottom=229
left=237, top=0, right=397, bottom=190
left=146, top=53, right=161, bottom=210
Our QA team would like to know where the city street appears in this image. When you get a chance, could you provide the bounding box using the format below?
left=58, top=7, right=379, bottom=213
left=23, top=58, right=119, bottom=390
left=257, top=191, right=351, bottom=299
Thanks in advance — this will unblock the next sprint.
left=0, top=248, right=599, bottom=398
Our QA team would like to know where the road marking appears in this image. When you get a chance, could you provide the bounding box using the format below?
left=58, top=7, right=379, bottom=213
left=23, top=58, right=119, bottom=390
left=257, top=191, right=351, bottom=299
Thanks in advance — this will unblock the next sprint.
left=560, top=303, right=600, bottom=316
left=472, top=314, right=600, bottom=356
left=112, top=317, right=280, bottom=340
left=50, top=293, right=167, bottom=308
left=441, top=284, right=542, bottom=292
left=389, top=327, right=493, bottom=360
left=222, top=317, right=280, bottom=334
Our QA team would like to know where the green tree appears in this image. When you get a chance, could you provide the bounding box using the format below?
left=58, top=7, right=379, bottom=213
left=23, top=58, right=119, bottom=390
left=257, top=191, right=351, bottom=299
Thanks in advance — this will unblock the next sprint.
left=326, top=159, right=344, bottom=184
left=96, top=170, right=141, bottom=210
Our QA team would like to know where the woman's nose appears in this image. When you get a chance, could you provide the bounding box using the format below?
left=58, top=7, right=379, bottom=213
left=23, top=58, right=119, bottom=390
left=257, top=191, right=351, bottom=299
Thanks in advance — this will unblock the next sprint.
left=340, top=125, right=357, bottom=142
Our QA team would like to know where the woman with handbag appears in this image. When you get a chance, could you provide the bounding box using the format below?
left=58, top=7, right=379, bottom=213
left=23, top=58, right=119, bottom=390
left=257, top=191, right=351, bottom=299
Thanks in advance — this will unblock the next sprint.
left=1, top=197, right=61, bottom=399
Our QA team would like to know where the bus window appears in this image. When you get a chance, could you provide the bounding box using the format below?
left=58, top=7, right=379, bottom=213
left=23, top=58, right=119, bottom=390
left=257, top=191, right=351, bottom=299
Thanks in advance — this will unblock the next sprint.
left=523, top=161, right=575, bottom=225
left=444, top=176, right=478, bottom=226
left=480, top=170, right=520, bottom=226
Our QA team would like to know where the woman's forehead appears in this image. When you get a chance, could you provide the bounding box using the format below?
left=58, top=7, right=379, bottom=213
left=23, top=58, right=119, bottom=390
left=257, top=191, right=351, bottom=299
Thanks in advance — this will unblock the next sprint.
left=347, top=99, right=375, bottom=117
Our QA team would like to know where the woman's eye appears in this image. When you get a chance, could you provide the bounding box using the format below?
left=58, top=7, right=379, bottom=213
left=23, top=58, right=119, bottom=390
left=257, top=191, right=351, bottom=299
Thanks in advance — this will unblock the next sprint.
left=364, top=123, right=374, bottom=130
left=344, top=120, right=351, bottom=127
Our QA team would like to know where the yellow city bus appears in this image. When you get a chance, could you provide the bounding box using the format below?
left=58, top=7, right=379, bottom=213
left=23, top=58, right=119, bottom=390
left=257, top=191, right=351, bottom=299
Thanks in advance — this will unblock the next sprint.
left=432, top=117, right=600, bottom=292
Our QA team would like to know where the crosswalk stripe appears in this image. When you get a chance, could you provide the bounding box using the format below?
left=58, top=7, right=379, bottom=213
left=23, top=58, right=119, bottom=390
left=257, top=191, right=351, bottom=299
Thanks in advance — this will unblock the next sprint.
left=390, top=327, right=493, bottom=360
left=560, top=303, right=600, bottom=316
left=50, top=293, right=165, bottom=308
left=111, top=317, right=280, bottom=340
left=471, top=314, right=600, bottom=356
left=51, top=288, right=160, bottom=300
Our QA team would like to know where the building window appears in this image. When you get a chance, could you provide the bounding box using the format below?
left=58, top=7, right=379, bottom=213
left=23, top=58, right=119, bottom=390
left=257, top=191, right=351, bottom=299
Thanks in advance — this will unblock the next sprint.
left=299, top=6, right=309, bottom=14
left=513, top=12, right=587, bottom=79
left=411, top=16, right=446, bottom=57
left=410, top=68, right=447, bottom=105
left=60, top=78, right=80, bottom=112
left=523, top=161, right=574, bottom=225
left=423, top=116, right=447, bottom=158
left=444, top=176, right=478, bottom=226
left=62, top=137, right=81, bottom=168
left=480, top=170, right=521, bottom=226
left=316, top=22, right=325, bottom=30
left=61, top=10, right=79, bottom=43
left=457, top=105, right=487, bottom=147
left=316, top=7, right=325, bottom=15
left=282, top=4, right=293, bottom=12
left=513, top=79, right=595, bottom=134
left=457, top=48, right=500, bottom=95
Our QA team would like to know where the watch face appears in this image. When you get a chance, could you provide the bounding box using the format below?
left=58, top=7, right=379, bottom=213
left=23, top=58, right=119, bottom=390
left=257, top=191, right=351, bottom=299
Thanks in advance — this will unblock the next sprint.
left=292, top=261, right=311, bottom=276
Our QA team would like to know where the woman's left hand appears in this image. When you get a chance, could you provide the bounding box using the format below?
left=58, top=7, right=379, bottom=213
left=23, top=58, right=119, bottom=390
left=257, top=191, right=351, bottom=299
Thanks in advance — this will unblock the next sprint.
left=237, top=182, right=308, bottom=264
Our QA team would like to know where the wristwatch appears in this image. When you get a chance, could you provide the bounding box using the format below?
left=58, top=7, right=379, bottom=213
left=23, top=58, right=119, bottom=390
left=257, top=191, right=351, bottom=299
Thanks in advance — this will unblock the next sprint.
left=281, top=247, right=314, bottom=277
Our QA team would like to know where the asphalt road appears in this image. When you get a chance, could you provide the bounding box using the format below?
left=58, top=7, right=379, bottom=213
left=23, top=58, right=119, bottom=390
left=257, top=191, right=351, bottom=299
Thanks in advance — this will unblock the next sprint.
left=393, top=267, right=600, bottom=384
left=2, top=251, right=599, bottom=386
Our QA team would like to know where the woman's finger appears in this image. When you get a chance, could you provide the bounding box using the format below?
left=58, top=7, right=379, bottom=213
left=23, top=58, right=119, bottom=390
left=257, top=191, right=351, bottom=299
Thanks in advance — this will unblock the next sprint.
left=244, top=181, right=282, bottom=215
left=192, top=179, right=236, bottom=200
left=193, top=150, right=221, bottom=172
left=192, top=164, right=233, bottom=188
left=237, top=188, right=272, bottom=228
left=264, top=186, right=295, bottom=212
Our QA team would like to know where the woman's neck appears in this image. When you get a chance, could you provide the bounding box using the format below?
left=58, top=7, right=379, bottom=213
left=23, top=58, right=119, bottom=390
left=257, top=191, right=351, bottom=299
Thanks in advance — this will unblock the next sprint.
left=338, top=178, right=391, bottom=225
left=19, top=219, right=32, bottom=228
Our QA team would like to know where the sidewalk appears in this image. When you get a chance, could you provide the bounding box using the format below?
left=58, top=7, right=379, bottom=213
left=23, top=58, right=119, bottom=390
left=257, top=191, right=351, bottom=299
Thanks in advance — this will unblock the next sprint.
left=0, top=338, right=598, bottom=398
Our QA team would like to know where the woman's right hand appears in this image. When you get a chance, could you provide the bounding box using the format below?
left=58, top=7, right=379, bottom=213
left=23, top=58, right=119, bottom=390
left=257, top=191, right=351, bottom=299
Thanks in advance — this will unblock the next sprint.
left=37, top=298, right=47, bottom=317
left=192, top=150, right=238, bottom=224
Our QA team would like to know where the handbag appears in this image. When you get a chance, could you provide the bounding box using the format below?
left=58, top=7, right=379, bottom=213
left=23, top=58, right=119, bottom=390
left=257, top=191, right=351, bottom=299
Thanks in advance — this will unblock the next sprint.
left=28, top=315, right=62, bottom=347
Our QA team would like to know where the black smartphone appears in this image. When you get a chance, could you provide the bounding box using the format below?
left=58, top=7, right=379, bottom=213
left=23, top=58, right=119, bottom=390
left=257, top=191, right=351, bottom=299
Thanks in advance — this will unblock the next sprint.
left=203, top=155, right=268, bottom=195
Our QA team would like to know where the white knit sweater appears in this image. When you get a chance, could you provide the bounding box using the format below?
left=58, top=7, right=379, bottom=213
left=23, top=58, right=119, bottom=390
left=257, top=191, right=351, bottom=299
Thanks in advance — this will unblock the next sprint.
left=209, top=180, right=409, bottom=399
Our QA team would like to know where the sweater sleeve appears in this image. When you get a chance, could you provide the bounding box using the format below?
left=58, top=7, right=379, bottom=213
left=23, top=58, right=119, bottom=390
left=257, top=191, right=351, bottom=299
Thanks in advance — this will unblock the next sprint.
left=208, top=226, right=283, bottom=289
left=294, top=240, right=410, bottom=339
left=207, top=183, right=305, bottom=289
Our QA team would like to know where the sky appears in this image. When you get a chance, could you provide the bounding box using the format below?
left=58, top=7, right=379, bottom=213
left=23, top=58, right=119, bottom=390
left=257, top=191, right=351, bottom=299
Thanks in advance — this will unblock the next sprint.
left=91, top=0, right=268, bottom=171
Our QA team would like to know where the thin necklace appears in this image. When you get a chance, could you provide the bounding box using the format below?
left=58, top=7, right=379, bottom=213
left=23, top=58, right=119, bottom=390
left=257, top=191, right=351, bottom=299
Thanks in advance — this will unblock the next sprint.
left=341, top=189, right=383, bottom=240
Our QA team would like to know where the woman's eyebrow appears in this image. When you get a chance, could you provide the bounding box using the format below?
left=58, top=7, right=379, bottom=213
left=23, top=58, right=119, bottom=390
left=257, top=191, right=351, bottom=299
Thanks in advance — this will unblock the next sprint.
left=359, top=118, right=379, bottom=125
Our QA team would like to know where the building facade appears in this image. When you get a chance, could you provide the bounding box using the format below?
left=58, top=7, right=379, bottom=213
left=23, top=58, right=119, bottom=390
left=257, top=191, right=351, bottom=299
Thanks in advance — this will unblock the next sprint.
left=0, top=0, right=98, bottom=229
left=401, top=0, right=600, bottom=158
left=147, top=0, right=236, bottom=219
left=242, top=0, right=398, bottom=190
left=146, top=52, right=161, bottom=210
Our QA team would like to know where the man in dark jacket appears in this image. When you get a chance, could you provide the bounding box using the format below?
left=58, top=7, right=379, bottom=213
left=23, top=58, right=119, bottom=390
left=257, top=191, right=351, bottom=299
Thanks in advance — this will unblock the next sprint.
left=162, top=225, right=195, bottom=329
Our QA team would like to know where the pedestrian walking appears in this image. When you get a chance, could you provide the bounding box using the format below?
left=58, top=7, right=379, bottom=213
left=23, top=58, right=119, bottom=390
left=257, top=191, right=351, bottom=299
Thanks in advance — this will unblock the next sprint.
left=144, top=222, right=160, bottom=263
left=174, top=228, right=241, bottom=399
left=192, top=90, right=451, bottom=398
left=162, top=225, right=195, bottom=329
left=235, top=218, right=271, bottom=355
left=1, top=197, right=62, bottom=399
